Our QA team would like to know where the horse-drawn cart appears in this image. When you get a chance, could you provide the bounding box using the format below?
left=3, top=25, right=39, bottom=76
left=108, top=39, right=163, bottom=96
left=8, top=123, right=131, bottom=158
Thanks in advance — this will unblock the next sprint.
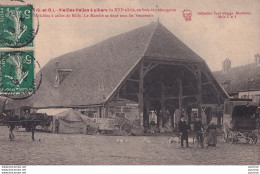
left=222, top=99, right=259, bottom=144
left=1, top=112, right=51, bottom=140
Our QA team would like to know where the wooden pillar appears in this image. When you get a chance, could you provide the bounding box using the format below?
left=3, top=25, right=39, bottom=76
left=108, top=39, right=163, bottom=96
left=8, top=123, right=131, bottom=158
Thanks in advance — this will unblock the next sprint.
left=139, top=61, right=144, bottom=127
left=105, top=105, right=109, bottom=118
left=178, top=77, right=183, bottom=109
left=99, top=106, right=102, bottom=118
left=217, top=94, right=221, bottom=125
left=52, top=117, right=55, bottom=133
left=160, top=80, right=165, bottom=130
left=197, top=64, right=202, bottom=118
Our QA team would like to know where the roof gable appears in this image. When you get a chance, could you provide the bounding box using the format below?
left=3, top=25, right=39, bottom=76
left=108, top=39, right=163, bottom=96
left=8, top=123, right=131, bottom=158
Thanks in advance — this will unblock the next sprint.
left=27, top=22, right=158, bottom=107
left=19, top=22, right=217, bottom=108
left=145, top=23, right=203, bottom=62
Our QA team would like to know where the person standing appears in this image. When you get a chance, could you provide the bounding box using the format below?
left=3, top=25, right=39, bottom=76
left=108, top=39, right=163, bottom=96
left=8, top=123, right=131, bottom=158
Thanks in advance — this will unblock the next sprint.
left=178, top=115, right=191, bottom=148
left=150, top=120, right=156, bottom=134
left=207, top=121, right=217, bottom=147
left=194, top=117, right=204, bottom=147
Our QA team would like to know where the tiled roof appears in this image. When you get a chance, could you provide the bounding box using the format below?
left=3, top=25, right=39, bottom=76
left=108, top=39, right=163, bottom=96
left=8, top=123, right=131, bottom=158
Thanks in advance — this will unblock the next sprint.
left=6, top=22, right=227, bottom=108
left=213, top=63, right=260, bottom=94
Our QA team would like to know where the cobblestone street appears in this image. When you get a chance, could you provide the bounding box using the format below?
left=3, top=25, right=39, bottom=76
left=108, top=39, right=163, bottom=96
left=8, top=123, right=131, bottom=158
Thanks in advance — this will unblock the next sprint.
left=0, top=126, right=259, bottom=165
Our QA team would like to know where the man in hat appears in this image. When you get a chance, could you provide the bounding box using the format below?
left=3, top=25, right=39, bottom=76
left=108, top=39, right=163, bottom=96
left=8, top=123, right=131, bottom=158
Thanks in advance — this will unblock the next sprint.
left=178, top=115, right=191, bottom=148
left=194, top=117, right=204, bottom=147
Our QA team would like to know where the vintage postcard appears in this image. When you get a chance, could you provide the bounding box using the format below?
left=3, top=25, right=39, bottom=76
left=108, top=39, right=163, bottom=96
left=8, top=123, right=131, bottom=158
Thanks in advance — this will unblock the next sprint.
left=0, top=0, right=259, bottom=173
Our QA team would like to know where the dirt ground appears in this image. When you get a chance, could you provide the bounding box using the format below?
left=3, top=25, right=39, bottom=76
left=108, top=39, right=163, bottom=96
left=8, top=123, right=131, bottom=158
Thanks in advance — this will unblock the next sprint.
left=0, top=126, right=259, bottom=165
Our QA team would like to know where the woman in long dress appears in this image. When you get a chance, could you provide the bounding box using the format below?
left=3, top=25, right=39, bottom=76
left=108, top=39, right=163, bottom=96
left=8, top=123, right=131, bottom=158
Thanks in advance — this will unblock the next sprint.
left=207, top=121, right=217, bottom=147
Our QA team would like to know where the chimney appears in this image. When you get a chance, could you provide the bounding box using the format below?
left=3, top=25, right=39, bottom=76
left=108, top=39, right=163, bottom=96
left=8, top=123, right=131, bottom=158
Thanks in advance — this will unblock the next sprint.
left=222, top=58, right=231, bottom=73
left=255, top=53, right=260, bottom=65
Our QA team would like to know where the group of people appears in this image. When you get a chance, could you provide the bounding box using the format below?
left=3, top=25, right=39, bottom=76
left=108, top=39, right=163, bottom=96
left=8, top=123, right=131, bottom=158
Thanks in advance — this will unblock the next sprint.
left=178, top=115, right=217, bottom=148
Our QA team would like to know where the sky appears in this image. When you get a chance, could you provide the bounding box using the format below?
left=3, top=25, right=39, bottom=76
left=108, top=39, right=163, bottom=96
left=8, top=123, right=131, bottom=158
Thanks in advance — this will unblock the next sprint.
left=1, top=0, right=260, bottom=72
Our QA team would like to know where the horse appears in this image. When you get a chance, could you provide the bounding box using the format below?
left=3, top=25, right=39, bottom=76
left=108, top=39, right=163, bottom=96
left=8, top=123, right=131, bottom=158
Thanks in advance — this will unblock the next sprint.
left=1, top=113, right=51, bottom=141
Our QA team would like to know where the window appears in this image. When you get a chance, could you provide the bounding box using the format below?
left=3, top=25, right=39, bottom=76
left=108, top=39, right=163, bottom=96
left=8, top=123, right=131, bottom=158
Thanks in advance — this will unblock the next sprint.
left=54, top=69, right=72, bottom=87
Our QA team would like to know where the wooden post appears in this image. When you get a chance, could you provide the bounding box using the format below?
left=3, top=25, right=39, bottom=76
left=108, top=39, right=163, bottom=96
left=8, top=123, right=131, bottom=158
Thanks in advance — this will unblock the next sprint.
left=160, top=80, right=165, bottom=130
left=105, top=105, right=109, bottom=118
left=217, top=94, right=221, bottom=125
left=52, top=117, right=55, bottom=133
left=139, top=61, right=144, bottom=127
left=197, top=64, right=202, bottom=118
left=99, top=107, right=102, bottom=118
left=178, top=77, right=183, bottom=109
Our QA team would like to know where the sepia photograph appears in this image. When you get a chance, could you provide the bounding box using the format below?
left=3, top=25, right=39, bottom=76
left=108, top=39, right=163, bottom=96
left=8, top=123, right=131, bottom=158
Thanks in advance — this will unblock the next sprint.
left=0, top=0, right=259, bottom=173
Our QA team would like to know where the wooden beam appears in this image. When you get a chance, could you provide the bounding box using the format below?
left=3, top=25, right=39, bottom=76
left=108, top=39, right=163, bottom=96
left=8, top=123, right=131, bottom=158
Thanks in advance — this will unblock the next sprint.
left=143, top=63, right=158, bottom=77
left=126, top=93, right=138, bottom=96
left=201, top=104, right=223, bottom=108
left=217, top=94, right=220, bottom=105
left=149, top=95, right=197, bottom=100
left=197, top=64, right=202, bottom=118
left=184, top=77, right=197, bottom=94
left=184, top=65, right=198, bottom=80
left=178, top=76, right=183, bottom=109
left=143, top=59, right=199, bottom=66
left=138, top=61, right=144, bottom=127
left=202, top=82, right=212, bottom=85
left=160, top=80, right=165, bottom=130
left=105, top=104, right=109, bottom=118
left=127, top=78, right=140, bottom=83
left=144, top=56, right=203, bottom=65
left=201, top=66, right=225, bottom=101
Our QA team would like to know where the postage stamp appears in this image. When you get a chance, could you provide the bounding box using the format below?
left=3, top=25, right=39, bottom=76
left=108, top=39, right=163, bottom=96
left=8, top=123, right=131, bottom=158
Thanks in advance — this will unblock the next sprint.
left=0, top=51, right=34, bottom=94
left=0, top=5, right=34, bottom=48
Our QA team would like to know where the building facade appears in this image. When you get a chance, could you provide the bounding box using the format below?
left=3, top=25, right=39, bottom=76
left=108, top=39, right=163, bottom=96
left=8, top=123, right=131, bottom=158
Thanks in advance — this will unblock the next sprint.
left=6, top=22, right=228, bottom=131
left=214, top=53, right=260, bottom=104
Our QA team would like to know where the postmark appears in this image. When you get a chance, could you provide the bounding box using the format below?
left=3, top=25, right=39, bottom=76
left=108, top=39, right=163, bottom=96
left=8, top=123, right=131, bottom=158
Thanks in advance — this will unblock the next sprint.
left=0, top=5, right=36, bottom=48
left=0, top=51, right=34, bottom=94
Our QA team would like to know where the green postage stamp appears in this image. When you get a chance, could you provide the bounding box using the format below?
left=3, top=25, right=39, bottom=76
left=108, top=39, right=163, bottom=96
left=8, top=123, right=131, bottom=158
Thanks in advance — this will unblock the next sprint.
left=0, top=5, right=34, bottom=48
left=0, top=51, right=34, bottom=94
